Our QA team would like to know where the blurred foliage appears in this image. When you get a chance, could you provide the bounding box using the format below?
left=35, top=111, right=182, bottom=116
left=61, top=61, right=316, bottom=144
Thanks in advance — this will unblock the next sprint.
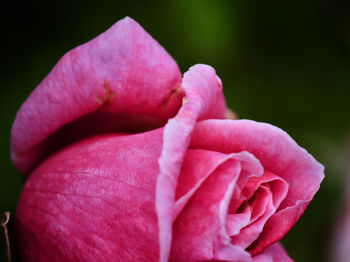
left=2, top=0, right=350, bottom=261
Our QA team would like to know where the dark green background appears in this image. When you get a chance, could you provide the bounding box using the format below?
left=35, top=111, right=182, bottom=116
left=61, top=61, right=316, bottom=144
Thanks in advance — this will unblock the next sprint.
left=2, top=1, right=350, bottom=261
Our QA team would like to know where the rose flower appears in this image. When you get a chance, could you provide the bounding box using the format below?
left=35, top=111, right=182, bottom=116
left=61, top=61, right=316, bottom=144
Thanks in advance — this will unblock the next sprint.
left=11, top=17, right=324, bottom=262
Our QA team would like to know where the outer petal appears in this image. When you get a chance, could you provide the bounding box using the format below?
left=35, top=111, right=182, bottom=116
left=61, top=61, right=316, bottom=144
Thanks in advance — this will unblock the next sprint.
left=11, top=17, right=182, bottom=175
left=253, top=243, right=293, bottom=262
left=190, top=119, right=324, bottom=255
left=15, top=129, right=165, bottom=262
left=156, top=64, right=227, bottom=261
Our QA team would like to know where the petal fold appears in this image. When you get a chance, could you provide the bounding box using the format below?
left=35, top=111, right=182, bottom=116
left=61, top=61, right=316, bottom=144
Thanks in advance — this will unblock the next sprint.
left=170, top=156, right=242, bottom=261
left=190, top=119, right=324, bottom=254
left=156, top=64, right=227, bottom=261
left=11, top=17, right=182, bottom=175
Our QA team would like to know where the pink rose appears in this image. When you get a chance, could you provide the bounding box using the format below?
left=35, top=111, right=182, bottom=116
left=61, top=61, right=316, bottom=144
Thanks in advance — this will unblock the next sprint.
left=11, top=17, right=324, bottom=262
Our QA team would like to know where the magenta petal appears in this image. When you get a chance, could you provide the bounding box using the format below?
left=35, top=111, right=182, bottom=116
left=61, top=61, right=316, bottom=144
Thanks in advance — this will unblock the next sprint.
left=190, top=119, right=324, bottom=254
left=242, top=171, right=289, bottom=209
left=214, top=245, right=252, bottom=262
left=228, top=152, right=264, bottom=213
left=156, top=65, right=227, bottom=261
left=227, top=171, right=288, bottom=246
left=226, top=211, right=251, bottom=237
left=231, top=185, right=276, bottom=249
left=11, top=17, right=182, bottom=175
left=15, top=129, right=165, bottom=262
left=174, top=150, right=263, bottom=219
left=253, top=243, right=293, bottom=262
left=174, top=149, right=234, bottom=218
left=249, top=201, right=308, bottom=255
left=170, top=156, right=250, bottom=261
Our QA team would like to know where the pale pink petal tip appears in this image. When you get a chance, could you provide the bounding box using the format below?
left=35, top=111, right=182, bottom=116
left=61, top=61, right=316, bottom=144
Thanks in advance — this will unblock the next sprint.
left=156, top=64, right=228, bottom=262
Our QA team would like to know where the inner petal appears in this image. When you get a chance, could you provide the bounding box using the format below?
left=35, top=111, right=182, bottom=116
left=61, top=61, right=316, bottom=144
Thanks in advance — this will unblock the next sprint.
left=171, top=156, right=243, bottom=261
left=189, top=119, right=324, bottom=255
left=174, top=150, right=263, bottom=219
left=241, top=170, right=289, bottom=210
left=225, top=184, right=270, bottom=240
left=230, top=185, right=275, bottom=249
left=226, top=151, right=264, bottom=213
left=225, top=171, right=289, bottom=250
left=175, top=150, right=232, bottom=200
left=225, top=211, right=251, bottom=236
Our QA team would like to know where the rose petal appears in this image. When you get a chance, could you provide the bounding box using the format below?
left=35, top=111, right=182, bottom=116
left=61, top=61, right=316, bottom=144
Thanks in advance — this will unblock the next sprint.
left=190, top=119, right=324, bottom=254
left=170, top=156, right=250, bottom=261
left=226, top=171, right=288, bottom=245
left=226, top=211, right=252, bottom=237
left=228, top=152, right=264, bottom=213
left=231, top=185, right=276, bottom=249
left=156, top=64, right=227, bottom=261
left=15, top=129, right=165, bottom=262
left=11, top=17, right=182, bottom=175
left=248, top=201, right=308, bottom=255
left=242, top=171, right=289, bottom=209
left=175, top=150, right=231, bottom=201
left=253, top=242, right=293, bottom=262
left=174, top=149, right=233, bottom=218
left=174, top=150, right=263, bottom=219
